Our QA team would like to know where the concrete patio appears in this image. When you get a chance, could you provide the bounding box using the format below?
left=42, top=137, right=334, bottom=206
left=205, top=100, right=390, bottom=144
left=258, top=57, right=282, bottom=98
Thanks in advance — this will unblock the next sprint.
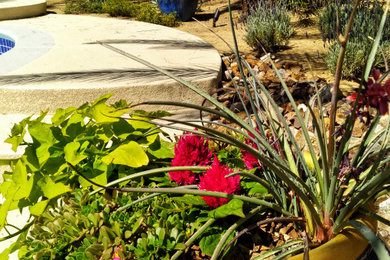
left=0, top=13, right=221, bottom=258
left=0, top=14, right=221, bottom=163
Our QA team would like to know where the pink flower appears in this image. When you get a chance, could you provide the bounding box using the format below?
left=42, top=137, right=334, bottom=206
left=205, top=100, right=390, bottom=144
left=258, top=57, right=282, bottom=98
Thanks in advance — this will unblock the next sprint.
left=198, top=158, right=241, bottom=208
left=169, top=131, right=213, bottom=185
left=113, top=246, right=123, bottom=260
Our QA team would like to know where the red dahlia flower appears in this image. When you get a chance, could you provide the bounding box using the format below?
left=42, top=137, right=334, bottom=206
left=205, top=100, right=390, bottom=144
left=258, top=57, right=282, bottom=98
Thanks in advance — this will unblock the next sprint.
left=198, top=158, right=241, bottom=208
left=169, top=131, right=213, bottom=185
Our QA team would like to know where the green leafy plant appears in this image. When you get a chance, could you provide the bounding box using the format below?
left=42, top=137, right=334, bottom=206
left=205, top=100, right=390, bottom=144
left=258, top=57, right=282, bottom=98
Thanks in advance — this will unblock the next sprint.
left=65, top=0, right=104, bottom=14
left=245, top=1, right=294, bottom=52
left=18, top=188, right=203, bottom=259
left=326, top=40, right=390, bottom=79
left=319, top=0, right=390, bottom=78
left=102, top=0, right=178, bottom=27
left=257, top=0, right=346, bottom=12
left=0, top=94, right=175, bottom=256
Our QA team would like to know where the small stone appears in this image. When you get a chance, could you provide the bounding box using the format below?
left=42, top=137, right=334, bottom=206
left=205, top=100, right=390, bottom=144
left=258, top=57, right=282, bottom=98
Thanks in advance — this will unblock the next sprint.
left=222, top=56, right=230, bottom=67
left=352, top=120, right=368, bottom=138
left=260, top=53, right=271, bottom=62
left=246, top=57, right=258, bottom=67
left=278, top=68, right=290, bottom=80
left=231, top=62, right=239, bottom=76
left=257, top=61, right=269, bottom=72
left=224, top=70, right=232, bottom=80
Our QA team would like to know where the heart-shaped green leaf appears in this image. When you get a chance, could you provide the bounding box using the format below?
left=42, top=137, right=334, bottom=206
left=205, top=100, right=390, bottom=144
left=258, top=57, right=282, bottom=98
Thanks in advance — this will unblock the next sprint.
left=208, top=199, right=245, bottom=219
left=102, top=141, right=149, bottom=168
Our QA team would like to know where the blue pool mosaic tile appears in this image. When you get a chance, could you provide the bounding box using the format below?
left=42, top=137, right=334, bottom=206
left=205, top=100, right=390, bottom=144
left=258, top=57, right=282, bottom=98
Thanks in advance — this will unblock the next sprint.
left=0, top=37, right=15, bottom=55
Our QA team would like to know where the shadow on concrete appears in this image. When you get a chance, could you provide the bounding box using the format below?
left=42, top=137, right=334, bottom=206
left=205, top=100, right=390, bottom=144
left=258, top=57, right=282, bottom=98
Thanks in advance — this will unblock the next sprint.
left=86, top=39, right=213, bottom=50
left=0, top=67, right=217, bottom=85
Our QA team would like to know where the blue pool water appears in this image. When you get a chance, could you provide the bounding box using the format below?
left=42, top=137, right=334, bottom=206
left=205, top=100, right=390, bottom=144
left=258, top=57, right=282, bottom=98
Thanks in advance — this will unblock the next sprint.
left=0, top=34, right=15, bottom=55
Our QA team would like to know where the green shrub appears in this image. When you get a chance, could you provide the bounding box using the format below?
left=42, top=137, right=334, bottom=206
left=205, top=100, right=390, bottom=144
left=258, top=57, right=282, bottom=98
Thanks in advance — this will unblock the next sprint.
left=319, top=1, right=390, bottom=78
left=326, top=40, right=390, bottom=78
left=319, top=1, right=390, bottom=43
left=246, top=3, right=294, bottom=52
left=65, top=0, right=104, bottom=14
left=102, top=0, right=178, bottom=27
left=270, top=0, right=338, bottom=11
left=101, top=0, right=137, bottom=16
left=18, top=189, right=200, bottom=259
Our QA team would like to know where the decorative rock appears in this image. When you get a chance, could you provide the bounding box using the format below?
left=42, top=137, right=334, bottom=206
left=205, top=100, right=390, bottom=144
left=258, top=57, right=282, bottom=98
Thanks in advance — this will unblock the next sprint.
left=246, top=57, right=258, bottom=67
left=278, top=69, right=290, bottom=80
left=257, top=61, right=269, bottom=72
left=224, top=70, right=232, bottom=80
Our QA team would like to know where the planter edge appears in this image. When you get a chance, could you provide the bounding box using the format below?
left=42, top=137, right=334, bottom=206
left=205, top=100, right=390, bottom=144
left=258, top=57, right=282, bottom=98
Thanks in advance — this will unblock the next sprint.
left=288, top=214, right=377, bottom=260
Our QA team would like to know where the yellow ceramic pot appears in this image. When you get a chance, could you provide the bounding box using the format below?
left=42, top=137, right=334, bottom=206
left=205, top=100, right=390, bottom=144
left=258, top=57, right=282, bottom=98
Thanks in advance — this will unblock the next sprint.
left=288, top=214, right=377, bottom=260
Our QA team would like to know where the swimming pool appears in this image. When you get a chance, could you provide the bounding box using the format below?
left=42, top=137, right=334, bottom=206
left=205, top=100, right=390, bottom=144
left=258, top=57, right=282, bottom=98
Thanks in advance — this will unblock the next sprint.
left=0, top=33, right=15, bottom=55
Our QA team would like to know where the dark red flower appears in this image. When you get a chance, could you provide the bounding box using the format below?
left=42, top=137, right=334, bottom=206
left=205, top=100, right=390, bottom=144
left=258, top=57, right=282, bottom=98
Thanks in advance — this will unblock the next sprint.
left=373, top=68, right=381, bottom=81
left=347, top=69, right=390, bottom=116
left=241, top=128, right=278, bottom=170
left=169, top=131, right=213, bottom=185
left=241, top=127, right=261, bottom=169
left=198, top=158, right=241, bottom=208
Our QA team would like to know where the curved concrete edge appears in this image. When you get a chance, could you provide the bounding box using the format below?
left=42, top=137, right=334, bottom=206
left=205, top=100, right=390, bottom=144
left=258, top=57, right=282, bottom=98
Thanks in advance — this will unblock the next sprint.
left=288, top=214, right=377, bottom=260
left=0, top=73, right=221, bottom=113
left=0, top=0, right=46, bottom=21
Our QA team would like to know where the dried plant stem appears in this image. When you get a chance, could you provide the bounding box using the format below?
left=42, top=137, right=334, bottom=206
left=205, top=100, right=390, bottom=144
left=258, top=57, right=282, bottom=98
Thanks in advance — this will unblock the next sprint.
left=327, top=0, right=361, bottom=171
left=191, top=17, right=235, bottom=53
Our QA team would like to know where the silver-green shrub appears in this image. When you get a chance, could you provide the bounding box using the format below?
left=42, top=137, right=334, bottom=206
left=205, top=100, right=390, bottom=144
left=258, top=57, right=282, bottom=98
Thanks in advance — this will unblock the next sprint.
left=320, top=1, right=390, bottom=78
left=326, top=40, right=390, bottom=78
left=246, top=3, right=294, bottom=52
